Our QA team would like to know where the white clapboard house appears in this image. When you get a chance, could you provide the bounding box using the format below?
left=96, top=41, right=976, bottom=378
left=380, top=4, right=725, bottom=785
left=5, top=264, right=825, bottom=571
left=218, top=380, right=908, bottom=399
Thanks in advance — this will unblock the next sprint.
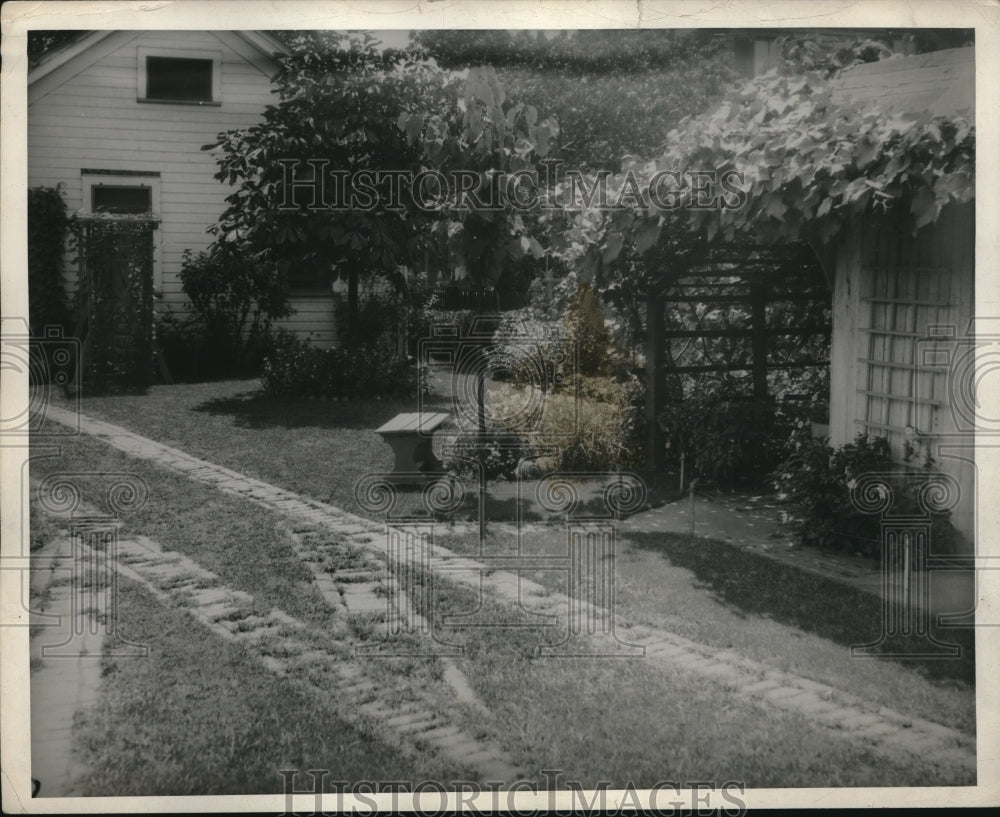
left=28, top=30, right=338, bottom=350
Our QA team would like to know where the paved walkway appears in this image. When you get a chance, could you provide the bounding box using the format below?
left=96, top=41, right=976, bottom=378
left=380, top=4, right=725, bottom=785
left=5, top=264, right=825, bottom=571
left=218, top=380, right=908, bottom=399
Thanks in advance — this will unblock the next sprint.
left=448, top=486, right=975, bottom=619
left=36, top=405, right=978, bottom=783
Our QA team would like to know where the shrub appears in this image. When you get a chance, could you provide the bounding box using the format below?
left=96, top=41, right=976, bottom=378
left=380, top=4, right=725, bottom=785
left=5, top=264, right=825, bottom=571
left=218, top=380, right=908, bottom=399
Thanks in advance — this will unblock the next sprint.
left=180, top=245, right=292, bottom=372
left=156, top=308, right=273, bottom=382
left=488, top=373, right=646, bottom=472
left=442, top=430, right=530, bottom=481
left=260, top=330, right=417, bottom=399
left=660, top=388, right=797, bottom=484
left=561, top=283, right=617, bottom=378
left=773, top=431, right=962, bottom=557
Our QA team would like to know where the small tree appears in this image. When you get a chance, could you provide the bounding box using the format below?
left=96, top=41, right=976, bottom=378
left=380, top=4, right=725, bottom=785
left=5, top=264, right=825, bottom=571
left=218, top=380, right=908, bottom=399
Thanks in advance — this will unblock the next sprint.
left=205, top=33, right=452, bottom=349
left=561, top=283, right=613, bottom=378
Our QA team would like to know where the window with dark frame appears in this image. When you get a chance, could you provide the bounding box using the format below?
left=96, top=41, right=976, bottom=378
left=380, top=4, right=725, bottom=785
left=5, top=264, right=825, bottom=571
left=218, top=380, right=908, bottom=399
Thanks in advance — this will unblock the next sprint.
left=91, top=185, right=152, bottom=214
left=145, top=56, right=214, bottom=102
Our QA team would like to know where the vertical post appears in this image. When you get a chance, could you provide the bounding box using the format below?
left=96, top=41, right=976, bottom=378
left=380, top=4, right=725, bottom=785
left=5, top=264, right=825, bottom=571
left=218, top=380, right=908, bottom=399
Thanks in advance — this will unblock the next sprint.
left=476, top=340, right=488, bottom=544
left=751, top=283, right=768, bottom=400
left=645, top=295, right=667, bottom=471
left=688, top=479, right=697, bottom=538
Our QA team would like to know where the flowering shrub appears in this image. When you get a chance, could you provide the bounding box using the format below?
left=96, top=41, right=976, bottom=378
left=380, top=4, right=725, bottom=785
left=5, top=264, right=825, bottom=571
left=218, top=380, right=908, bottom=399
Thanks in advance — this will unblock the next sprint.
left=773, top=431, right=963, bottom=557
left=487, top=309, right=564, bottom=389
left=260, top=330, right=417, bottom=399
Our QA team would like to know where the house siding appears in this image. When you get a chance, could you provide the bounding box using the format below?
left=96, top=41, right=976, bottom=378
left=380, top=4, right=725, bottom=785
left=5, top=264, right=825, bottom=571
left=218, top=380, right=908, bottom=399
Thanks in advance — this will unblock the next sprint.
left=829, top=202, right=976, bottom=539
left=28, top=30, right=337, bottom=346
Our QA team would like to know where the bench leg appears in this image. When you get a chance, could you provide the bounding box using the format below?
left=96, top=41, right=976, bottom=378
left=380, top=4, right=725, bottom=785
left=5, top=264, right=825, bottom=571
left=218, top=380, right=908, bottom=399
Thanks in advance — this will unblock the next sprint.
left=383, top=435, right=444, bottom=475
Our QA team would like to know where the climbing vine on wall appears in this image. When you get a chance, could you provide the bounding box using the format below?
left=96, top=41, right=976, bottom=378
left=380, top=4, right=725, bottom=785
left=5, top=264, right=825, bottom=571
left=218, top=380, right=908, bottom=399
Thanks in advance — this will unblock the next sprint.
left=28, top=186, right=71, bottom=335
left=72, top=213, right=158, bottom=389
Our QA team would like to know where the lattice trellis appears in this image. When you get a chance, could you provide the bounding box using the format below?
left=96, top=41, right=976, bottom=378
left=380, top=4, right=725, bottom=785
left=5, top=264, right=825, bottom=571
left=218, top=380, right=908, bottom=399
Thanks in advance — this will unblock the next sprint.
left=72, top=215, right=158, bottom=389
left=859, top=265, right=955, bottom=464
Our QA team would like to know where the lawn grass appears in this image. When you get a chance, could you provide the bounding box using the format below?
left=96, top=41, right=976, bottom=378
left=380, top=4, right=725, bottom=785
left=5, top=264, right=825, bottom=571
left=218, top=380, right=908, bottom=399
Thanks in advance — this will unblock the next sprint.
left=46, top=379, right=675, bottom=522
left=44, top=383, right=977, bottom=731
left=48, top=379, right=431, bottom=517
left=32, top=420, right=335, bottom=629
left=391, top=570, right=974, bottom=787
left=76, top=579, right=444, bottom=795
left=434, top=527, right=976, bottom=737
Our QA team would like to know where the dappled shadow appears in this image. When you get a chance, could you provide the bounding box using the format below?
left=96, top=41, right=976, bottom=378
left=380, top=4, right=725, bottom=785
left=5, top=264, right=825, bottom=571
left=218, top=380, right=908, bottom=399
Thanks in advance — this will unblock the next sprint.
left=191, top=390, right=451, bottom=431
left=400, top=474, right=687, bottom=524
left=626, top=532, right=975, bottom=686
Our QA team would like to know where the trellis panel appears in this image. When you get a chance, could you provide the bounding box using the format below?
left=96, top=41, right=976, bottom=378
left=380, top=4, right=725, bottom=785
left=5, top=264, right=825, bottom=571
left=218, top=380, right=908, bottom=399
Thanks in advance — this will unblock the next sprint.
left=74, top=216, right=157, bottom=389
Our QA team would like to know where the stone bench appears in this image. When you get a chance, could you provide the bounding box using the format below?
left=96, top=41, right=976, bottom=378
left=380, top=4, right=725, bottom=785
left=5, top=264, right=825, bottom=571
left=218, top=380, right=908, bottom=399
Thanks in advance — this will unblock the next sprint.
left=375, top=412, right=451, bottom=479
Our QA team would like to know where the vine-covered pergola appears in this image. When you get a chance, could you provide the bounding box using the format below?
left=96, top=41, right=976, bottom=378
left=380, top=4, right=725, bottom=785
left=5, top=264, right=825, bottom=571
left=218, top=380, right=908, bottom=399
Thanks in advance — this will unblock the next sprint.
left=644, top=242, right=831, bottom=468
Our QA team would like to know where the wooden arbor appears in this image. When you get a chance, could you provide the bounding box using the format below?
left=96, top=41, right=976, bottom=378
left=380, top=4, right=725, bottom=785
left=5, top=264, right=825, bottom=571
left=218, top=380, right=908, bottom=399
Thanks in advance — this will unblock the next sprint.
left=644, top=242, right=831, bottom=470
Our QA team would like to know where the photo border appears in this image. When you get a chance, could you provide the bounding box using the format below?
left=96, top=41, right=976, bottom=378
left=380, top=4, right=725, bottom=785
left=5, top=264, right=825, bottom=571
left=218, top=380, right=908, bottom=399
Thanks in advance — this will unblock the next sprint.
left=2, top=0, right=997, bottom=812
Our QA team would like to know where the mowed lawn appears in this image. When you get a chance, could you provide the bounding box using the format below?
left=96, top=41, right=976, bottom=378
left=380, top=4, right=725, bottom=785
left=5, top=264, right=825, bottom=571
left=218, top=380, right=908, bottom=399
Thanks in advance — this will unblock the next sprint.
left=30, top=381, right=978, bottom=789
left=49, top=379, right=412, bottom=517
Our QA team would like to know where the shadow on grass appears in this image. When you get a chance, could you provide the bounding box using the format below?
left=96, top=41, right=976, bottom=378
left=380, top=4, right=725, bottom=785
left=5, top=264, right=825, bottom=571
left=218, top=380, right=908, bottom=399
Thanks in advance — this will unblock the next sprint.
left=627, top=532, right=975, bottom=686
left=191, top=390, right=450, bottom=431
left=387, top=477, right=675, bottom=524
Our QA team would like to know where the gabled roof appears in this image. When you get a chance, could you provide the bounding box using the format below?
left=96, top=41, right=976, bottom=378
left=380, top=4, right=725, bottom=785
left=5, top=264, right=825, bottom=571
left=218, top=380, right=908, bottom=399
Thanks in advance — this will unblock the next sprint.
left=830, top=46, right=974, bottom=118
left=28, top=29, right=289, bottom=99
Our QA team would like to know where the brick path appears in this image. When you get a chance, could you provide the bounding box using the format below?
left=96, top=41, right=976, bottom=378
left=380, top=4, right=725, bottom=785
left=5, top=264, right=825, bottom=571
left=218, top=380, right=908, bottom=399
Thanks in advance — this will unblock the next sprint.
left=40, top=406, right=978, bottom=780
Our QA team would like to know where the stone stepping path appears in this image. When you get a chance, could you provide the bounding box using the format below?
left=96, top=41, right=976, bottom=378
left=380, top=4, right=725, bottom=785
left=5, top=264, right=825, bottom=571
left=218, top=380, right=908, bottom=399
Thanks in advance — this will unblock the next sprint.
left=631, top=630, right=975, bottom=775
left=32, top=490, right=523, bottom=783
left=279, top=522, right=488, bottom=709
left=44, top=406, right=977, bottom=778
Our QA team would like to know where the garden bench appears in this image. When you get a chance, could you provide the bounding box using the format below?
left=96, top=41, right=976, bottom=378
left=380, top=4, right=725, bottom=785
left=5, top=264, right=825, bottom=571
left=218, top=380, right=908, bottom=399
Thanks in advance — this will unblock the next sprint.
left=375, top=412, right=451, bottom=478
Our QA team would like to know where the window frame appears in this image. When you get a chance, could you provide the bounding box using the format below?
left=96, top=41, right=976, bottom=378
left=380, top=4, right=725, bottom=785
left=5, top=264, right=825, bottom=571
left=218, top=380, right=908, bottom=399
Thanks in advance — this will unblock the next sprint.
left=90, top=184, right=154, bottom=215
left=81, top=171, right=163, bottom=294
left=136, top=47, right=222, bottom=106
